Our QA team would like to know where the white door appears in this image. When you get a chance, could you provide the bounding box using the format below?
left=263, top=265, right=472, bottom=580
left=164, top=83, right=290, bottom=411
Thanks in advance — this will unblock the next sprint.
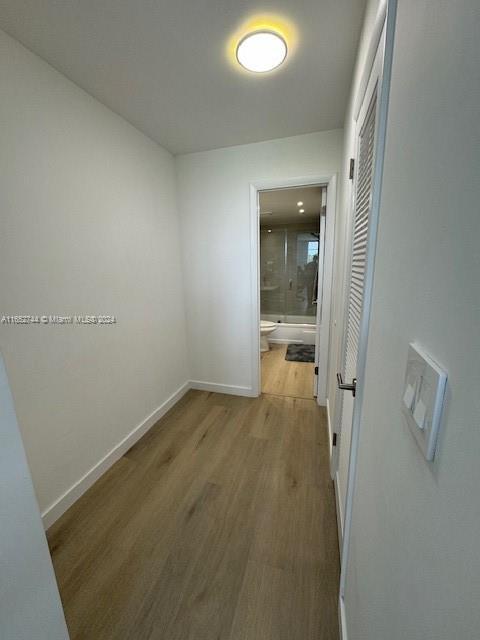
left=330, top=24, right=387, bottom=483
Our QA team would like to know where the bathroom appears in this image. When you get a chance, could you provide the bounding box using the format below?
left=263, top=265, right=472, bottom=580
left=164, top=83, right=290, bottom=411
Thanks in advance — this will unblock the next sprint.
left=259, top=185, right=326, bottom=399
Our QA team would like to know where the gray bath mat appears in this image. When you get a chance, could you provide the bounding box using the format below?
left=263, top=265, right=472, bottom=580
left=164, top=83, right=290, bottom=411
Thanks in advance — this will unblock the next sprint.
left=285, top=344, right=315, bottom=363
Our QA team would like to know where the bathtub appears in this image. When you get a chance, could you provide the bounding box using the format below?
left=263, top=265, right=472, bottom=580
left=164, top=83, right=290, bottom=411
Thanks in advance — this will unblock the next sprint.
left=261, top=315, right=316, bottom=345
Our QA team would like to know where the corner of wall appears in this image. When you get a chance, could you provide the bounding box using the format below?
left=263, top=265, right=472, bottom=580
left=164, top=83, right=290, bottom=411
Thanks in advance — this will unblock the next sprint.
left=42, top=381, right=191, bottom=529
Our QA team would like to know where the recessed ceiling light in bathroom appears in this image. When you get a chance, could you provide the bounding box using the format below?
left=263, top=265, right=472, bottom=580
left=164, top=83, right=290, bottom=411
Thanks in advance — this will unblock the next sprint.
left=236, top=30, right=287, bottom=73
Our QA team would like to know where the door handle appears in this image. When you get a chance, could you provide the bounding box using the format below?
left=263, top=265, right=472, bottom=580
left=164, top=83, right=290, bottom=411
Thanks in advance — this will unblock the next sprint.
left=337, top=373, right=357, bottom=397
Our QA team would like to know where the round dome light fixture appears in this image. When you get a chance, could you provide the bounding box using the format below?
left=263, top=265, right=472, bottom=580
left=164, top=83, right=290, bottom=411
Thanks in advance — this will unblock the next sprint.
left=236, top=30, right=287, bottom=73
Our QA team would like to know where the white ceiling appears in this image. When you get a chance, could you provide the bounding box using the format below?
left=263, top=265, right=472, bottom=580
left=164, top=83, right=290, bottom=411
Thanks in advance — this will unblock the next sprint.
left=260, top=186, right=323, bottom=225
left=0, top=0, right=366, bottom=155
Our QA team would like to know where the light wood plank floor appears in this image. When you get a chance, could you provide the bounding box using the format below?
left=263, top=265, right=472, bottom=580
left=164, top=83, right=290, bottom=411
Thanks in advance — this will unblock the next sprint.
left=48, top=390, right=339, bottom=640
left=261, top=343, right=315, bottom=399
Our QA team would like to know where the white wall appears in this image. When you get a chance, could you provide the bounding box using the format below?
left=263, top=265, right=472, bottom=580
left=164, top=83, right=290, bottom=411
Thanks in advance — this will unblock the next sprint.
left=345, top=1, right=480, bottom=638
left=0, top=356, right=68, bottom=639
left=176, top=130, right=343, bottom=393
left=327, top=0, right=382, bottom=526
left=0, top=30, right=188, bottom=523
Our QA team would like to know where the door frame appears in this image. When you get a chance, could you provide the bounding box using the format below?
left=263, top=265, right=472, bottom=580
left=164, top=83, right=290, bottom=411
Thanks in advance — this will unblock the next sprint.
left=338, top=0, right=398, bottom=614
left=313, top=206, right=327, bottom=398
left=249, top=174, right=337, bottom=403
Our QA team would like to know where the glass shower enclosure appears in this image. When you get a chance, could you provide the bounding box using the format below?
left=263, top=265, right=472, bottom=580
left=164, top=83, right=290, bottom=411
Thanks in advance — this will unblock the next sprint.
left=260, top=220, right=324, bottom=325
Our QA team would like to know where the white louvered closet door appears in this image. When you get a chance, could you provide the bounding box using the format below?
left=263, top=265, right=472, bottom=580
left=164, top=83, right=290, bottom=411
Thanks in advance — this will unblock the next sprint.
left=344, top=91, right=377, bottom=388
left=331, top=62, right=381, bottom=482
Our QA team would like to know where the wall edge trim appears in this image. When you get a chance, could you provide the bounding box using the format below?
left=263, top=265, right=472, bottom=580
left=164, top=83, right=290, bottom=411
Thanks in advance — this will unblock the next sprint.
left=339, top=595, right=349, bottom=640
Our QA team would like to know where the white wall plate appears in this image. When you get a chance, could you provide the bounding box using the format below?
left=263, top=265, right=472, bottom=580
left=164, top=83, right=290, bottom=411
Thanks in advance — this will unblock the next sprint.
left=401, top=343, right=448, bottom=461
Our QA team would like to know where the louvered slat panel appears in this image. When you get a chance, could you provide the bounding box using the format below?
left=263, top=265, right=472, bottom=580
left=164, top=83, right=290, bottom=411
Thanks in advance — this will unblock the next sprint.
left=343, top=89, right=377, bottom=384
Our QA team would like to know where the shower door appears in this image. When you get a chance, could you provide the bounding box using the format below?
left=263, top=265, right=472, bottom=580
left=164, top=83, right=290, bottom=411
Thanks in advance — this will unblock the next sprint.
left=260, top=227, right=287, bottom=321
left=285, top=228, right=320, bottom=324
left=260, top=223, right=322, bottom=324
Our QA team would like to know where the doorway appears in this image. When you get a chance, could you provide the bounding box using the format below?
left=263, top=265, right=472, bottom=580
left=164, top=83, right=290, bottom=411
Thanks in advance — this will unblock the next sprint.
left=250, top=176, right=336, bottom=403
left=259, top=185, right=322, bottom=399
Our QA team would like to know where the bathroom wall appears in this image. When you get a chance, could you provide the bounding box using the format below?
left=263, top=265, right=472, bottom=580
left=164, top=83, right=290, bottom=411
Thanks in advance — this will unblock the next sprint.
left=176, top=130, right=343, bottom=393
left=0, top=29, right=189, bottom=525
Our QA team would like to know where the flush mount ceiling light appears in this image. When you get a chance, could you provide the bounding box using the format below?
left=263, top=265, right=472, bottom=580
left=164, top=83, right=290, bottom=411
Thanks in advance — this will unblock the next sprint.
left=299, top=209, right=305, bottom=214
left=236, top=30, right=287, bottom=73
left=297, top=201, right=303, bottom=206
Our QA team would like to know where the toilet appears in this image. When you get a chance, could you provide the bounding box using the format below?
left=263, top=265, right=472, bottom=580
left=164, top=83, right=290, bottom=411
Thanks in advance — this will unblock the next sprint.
left=260, top=320, right=278, bottom=352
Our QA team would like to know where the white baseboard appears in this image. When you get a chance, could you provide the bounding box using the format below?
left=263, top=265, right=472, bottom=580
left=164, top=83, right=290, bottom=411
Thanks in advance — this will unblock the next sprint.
left=327, top=398, right=344, bottom=552
left=41, top=381, right=191, bottom=530
left=189, top=380, right=255, bottom=397
left=334, top=470, right=344, bottom=554
left=339, top=595, right=348, bottom=640
left=326, top=397, right=333, bottom=458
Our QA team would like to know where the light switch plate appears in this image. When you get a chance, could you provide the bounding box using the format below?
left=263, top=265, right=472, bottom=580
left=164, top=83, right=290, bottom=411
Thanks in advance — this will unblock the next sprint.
left=402, top=343, right=447, bottom=461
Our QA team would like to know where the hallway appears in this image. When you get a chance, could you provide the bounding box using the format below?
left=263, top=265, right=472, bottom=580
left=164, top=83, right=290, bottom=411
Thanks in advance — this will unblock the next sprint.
left=47, top=390, right=339, bottom=640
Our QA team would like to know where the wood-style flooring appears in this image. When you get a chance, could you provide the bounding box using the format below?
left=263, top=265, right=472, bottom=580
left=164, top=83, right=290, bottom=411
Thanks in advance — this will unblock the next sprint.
left=261, top=343, right=315, bottom=399
left=47, top=389, right=339, bottom=640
